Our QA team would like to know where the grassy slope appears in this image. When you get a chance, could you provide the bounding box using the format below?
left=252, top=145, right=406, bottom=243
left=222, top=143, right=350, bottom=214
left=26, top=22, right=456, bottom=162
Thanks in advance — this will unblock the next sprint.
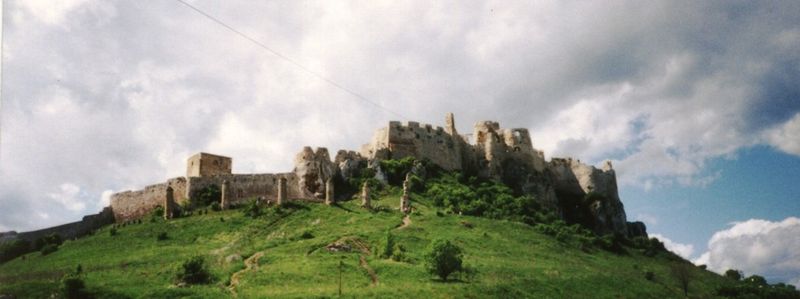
left=0, top=194, right=728, bottom=298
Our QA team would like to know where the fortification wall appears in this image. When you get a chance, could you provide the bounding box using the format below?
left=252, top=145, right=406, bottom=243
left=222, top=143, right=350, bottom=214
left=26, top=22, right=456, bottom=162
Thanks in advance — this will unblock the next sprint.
left=362, top=121, right=466, bottom=171
left=187, top=173, right=304, bottom=206
left=110, top=177, right=187, bottom=222
left=3, top=207, right=115, bottom=244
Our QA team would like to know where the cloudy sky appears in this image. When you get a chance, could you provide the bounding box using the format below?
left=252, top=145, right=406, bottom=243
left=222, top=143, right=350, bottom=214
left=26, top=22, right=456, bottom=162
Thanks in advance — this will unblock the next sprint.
left=1, top=0, right=799, bottom=286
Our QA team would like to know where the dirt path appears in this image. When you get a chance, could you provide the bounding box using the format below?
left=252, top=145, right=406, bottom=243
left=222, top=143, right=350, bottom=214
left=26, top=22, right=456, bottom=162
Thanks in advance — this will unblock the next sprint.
left=228, top=251, right=264, bottom=296
left=397, top=215, right=412, bottom=229
left=359, top=255, right=378, bottom=286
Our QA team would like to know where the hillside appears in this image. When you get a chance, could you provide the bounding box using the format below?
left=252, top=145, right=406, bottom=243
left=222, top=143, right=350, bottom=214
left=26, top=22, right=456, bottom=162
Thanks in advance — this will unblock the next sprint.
left=0, top=192, right=731, bottom=298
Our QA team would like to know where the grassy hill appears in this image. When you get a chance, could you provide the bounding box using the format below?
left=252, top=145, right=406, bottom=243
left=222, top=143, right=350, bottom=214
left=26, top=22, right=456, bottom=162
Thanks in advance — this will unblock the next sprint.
left=0, top=191, right=735, bottom=299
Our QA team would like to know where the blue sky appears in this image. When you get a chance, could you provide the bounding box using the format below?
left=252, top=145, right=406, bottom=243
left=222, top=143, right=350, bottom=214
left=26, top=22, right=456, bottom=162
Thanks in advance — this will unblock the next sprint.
left=1, top=0, right=799, bottom=286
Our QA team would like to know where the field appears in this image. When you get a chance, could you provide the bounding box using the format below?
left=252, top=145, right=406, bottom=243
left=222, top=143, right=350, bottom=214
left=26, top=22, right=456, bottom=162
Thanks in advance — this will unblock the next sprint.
left=0, top=193, right=729, bottom=298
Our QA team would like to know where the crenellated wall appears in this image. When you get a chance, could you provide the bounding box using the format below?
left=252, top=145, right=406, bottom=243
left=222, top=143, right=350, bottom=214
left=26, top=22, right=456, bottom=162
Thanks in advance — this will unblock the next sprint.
left=361, top=120, right=468, bottom=171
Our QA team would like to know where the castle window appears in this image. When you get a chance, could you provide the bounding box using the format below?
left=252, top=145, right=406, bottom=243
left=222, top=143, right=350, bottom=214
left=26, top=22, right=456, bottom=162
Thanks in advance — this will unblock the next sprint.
left=514, top=146, right=521, bottom=152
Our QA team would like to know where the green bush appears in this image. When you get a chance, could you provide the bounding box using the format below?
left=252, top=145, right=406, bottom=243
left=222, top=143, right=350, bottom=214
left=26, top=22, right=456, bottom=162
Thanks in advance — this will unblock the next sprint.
left=242, top=198, right=262, bottom=218
left=33, top=233, right=63, bottom=251
left=61, top=274, right=87, bottom=299
left=40, top=243, right=58, bottom=255
left=380, top=230, right=395, bottom=259
left=724, top=269, right=743, bottom=281
left=645, top=271, right=655, bottom=281
left=380, top=157, right=416, bottom=186
left=157, top=232, right=168, bottom=241
left=176, top=256, right=212, bottom=284
left=190, top=185, right=221, bottom=209
left=425, top=239, right=464, bottom=281
left=109, top=228, right=118, bottom=236
left=0, top=239, right=31, bottom=263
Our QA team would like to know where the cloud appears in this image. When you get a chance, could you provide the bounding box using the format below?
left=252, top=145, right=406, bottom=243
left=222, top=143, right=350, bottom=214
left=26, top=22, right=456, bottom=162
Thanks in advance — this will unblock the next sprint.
left=695, top=217, right=800, bottom=287
left=650, top=233, right=694, bottom=259
left=634, top=213, right=659, bottom=226
left=47, top=183, right=86, bottom=212
left=766, top=112, right=800, bottom=156
left=1, top=1, right=800, bottom=232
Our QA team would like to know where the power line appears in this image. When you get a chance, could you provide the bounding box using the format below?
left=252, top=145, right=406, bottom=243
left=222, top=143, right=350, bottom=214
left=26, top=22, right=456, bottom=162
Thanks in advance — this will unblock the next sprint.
left=175, top=0, right=408, bottom=120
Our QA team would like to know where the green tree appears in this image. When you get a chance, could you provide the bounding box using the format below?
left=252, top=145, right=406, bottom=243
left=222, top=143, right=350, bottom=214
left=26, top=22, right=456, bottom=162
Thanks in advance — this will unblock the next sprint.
left=724, top=269, right=742, bottom=281
left=176, top=256, right=212, bottom=284
left=425, top=239, right=463, bottom=281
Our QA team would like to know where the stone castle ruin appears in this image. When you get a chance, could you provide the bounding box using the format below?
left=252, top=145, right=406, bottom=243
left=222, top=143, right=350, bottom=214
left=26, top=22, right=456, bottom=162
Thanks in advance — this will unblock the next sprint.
left=1, top=114, right=647, bottom=243
left=105, top=113, right=646, bottom=237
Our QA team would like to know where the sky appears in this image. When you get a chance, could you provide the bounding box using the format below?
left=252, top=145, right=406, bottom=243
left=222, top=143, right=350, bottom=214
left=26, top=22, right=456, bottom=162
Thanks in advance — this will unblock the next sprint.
left=1, top=0, right=799, bottom=286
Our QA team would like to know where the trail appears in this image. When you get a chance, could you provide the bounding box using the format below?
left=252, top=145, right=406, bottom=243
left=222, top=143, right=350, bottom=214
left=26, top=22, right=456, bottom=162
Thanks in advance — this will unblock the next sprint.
left=359, top=255, right=378, bottom=286
left=397, top=215, right=412, bottom=229
left=228, top=251, right=264, bottom=296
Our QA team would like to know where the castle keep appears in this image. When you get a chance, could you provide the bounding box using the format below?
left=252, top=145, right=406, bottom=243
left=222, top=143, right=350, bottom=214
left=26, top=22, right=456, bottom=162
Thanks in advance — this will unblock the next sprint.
left=108, top=113, right=644, bottom=237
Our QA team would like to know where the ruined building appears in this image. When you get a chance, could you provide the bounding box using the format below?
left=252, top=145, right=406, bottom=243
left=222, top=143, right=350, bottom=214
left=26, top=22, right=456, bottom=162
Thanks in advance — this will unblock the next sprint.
left=106, top=113, right=645, bottom=237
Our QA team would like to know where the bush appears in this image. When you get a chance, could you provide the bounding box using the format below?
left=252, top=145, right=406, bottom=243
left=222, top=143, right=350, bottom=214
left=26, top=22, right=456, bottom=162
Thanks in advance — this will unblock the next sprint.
left=190, top=185, right=221, bottom=209
left=33, top=233, right=63, bottom=251
left=242, top=198, right=262, bottom=218
left=157, top=232, right=168, bottom=241
left=299, top=230, right=314, bottom=240
left=425, top=239, right=464, bottom=281
left=210, top=202, right=221, bottom=211
left=724, top=269, right=743, bottom=281
left=177, top=256, right=212, bottom=284
left=380, top=230, right=395, bottom=259
left=0, top=239, right=31, bottom=263
left=391, top=244, right=408, bottom=262
left=40, top=243, right=58, bottom=255
left=61, top=274, right=87, bottom=299
left=380, top=157, right=416, bottom=186
left=645, top=271, right=655, bottom=281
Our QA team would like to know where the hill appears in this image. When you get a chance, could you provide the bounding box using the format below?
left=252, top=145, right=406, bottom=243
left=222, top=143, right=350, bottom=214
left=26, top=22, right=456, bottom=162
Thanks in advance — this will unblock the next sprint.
left=1, top=192, right=730, bottom=298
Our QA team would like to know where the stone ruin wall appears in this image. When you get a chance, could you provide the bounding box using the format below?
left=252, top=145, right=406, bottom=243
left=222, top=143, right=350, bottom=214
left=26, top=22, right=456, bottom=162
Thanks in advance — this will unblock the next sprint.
left=110, top=177, right=188, bottom=222
left=186, top=153, right=232, bottom=177
left=186, top=173, right=304, bottom=207
left=1, top=207, right=115, bottom=244
left=361, top=121, right=466, bottom=171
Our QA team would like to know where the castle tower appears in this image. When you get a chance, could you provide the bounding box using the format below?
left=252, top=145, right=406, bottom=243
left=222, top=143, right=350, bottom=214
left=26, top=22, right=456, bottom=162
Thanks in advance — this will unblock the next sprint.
left=445, top=112, right=457, bottom=135
left=164, top=186, right=174, bottom=220
left=220, top=180, right=230, bottom=210
left=361, top=182, right=371, bottom=209
left=186, top=152, right=232, bottom=177
left=325, top=178, right=334, bottom=205
left=277, top=177, right=287, bottom=206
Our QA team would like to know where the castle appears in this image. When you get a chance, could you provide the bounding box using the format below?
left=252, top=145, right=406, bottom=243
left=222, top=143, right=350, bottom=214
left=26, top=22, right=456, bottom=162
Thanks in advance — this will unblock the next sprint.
left=107, top=113, right=643, bottom=237
left=0, top=114, right=646, bottom=243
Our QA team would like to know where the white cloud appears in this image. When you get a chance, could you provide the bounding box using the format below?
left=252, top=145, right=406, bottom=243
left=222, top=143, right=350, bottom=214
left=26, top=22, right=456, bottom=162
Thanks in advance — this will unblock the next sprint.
left=650, top=233, right=694, bottom=259
left=1, top=1, right=800, bottom=232
left=47, top=183, right=86, bottom=212
left=634, top=213, right=659, bottom=226
left=766, top=112, right=800, bottom=156
left=695, top=217, right=800, bottom=287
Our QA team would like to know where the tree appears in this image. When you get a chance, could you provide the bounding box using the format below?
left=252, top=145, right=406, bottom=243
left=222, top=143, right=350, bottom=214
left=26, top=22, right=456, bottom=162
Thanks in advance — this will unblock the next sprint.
left=724, top=269, right=742, bottom=281
left=176, top=256, right=212, bottom=284
left=425, top=239, right=463, bottom=281
left=670, top=263, right=693, bottom=297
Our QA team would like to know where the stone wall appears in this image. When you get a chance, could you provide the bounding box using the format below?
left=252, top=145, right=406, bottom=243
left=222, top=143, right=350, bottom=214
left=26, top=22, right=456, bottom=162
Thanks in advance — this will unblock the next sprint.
left=110, top=177, right=187, bottom=222
left=1, top=207, right=114, bottom=244
left=186, top=152, right=232, bottom=177
left=361, top=120, right=468, bottom=171
left=186, top=173, right=304, bottom=206
left=293, top=147, right=338, bottom=198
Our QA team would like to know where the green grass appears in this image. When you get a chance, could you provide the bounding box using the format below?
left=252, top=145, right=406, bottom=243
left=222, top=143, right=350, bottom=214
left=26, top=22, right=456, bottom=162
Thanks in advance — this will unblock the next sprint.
left=0, top=194, right=729, bottom=298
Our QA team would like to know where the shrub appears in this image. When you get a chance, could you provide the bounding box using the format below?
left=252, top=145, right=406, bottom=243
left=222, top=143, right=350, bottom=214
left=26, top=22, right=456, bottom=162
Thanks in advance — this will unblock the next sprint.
left=645, top=271, right=655, bottom=281
left=0, top=239, right=31, bottom=263
left=33, top=233, right=63, bottom=251
left=152, top=205, right=165, bottom=220
left=380, top=230, right=395, bottom=259
left=391, top=244, right=408, bottom=262
left=61, top=274, right=87, bottom=299
left=299, top=230, right=314, bottom=240
left=190, top=185, right=221, bottom=209
left=724, top=269, right=742, bottom=281
left=210, top=202, right=221, bottom=211
left=425, top=239, right=464, bottom=281
left=380, top=157, right=416, bottom=186
left=40, top=243, right=58, bottom=255
left=109, top=228, right=118, bottom=236
left=176, top=256, right=212, bottom=284
left=242, top=198, right=262, bottom=218
left=157, top=232, right=168, bottom=241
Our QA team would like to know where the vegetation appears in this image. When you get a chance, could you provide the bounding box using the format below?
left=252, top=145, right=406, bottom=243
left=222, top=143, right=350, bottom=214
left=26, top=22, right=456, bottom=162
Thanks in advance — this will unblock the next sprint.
left=1, top=163, right=795, bottom=298
left=425, top=239, right=464, bottom=281
left=177, top=256, right=212, bottom=285
left=717, top=274, right=800, bottom=299
left=190, top=185, right=222, bottom=209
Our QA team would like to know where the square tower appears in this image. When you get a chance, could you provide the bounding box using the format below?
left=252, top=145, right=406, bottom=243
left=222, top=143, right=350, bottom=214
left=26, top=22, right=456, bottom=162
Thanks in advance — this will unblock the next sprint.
left=186, top=152, right=232, bottom=177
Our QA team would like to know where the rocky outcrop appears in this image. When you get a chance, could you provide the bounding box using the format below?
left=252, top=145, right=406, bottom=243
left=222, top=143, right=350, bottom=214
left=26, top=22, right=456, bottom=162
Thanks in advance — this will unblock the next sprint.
left=334, top=150, right=366, bottom=181
left=293, top=147, right=338, bottom=199
left=627, top=221, right=648, bottom=238
left=549, top=158, right=628, bottom=235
